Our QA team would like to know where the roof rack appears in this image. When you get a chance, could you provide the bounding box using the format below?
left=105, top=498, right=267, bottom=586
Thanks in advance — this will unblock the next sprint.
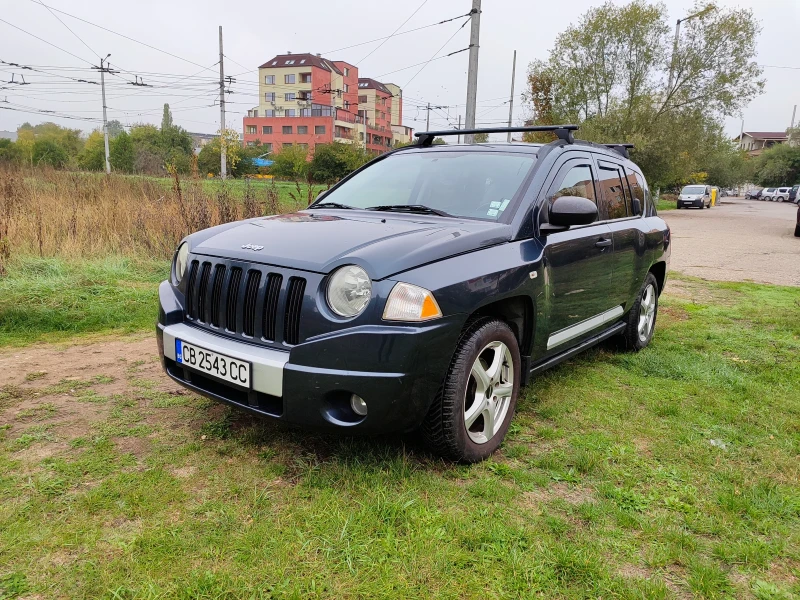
left=414, top=125, right=579, bottom=147
left=603, top=143, right=635, bottom=159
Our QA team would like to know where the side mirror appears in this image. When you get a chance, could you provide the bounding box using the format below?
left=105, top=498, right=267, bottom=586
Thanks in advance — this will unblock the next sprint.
left=632, top=198, right=642, bottom=216
left=549, top=195, right=598, bottom=227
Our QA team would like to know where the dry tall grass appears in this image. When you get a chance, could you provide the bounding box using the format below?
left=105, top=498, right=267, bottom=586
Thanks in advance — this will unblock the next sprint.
left=0, top=166, right=282, bottom=270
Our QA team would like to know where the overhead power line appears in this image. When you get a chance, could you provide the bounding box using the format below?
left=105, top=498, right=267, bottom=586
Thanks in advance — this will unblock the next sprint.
left=403, top=16, right=473, bottom=88
left=33, top=0, right=102, bottom=61
left=0, top=17, right=95, bottom=67
left=356, top=0, right=428, bottom=65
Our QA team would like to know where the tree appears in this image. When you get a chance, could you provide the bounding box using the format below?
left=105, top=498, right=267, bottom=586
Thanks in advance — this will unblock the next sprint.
left=107, top=120, right=124, bottom=139
left=32, top=139, right=69, bottom=168
left=308, top=142, right=370, bottom=185
left=752, top=144, right=800, bottom=187
left=269, top=145, right=309, bottom=181
left=0, top=139, right=20, bottom=164
left=522, top=0, right=762, bottom=188
left=473, top=132, right=489, bottom=143
left=161, top=104, right=173, bottom=131
left=197, top=130, right=245, bottom=177
left=77, top=130, right=106, bottom=171
left=110, top=130, right=135, bottom=173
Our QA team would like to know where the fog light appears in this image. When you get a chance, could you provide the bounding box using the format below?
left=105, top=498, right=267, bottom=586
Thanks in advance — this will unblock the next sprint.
left=350, top=394, right=368, bottom=416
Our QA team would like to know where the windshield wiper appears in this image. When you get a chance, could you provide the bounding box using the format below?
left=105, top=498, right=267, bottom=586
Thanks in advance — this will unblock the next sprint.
left=311, top=201, right=353, bottom=209
left=365, top=204, right=453, bottom=217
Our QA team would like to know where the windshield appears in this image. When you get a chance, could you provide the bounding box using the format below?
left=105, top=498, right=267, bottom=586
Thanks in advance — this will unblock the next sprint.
left=312, top=151, right=537, bottom=221
left=681, top=186, right=706, bottom=195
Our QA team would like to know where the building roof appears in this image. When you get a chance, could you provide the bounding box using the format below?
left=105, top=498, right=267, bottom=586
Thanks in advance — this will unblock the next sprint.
left=357, top=77, right=392, bottom=95
left=259, top=53, right=342, bottom=75
left=741, top=131, right=788, bottom=140
left=0, top=130, right=17, bottom=142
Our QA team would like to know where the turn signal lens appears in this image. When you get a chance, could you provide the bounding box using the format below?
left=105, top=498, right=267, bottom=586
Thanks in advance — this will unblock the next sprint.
left=383, top=282, right=442, bottom=322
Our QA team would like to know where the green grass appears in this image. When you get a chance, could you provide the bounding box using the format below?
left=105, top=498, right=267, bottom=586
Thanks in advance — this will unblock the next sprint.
left=0, top=256, right=166, bottom=346
left=0, top=271, right=798, bottom=598
left=656, top=197, right=676, bottom=212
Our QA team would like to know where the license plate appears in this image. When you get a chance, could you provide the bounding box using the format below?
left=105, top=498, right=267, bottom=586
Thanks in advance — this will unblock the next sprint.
left=175, top=340, right=251, bottom=389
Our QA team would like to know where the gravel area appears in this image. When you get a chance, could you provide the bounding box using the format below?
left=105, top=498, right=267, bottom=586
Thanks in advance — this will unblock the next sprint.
left=662, top=197, right=799, bottom=287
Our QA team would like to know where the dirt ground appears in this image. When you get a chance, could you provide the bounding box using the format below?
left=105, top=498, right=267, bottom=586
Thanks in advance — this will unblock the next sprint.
left=662, top=196, right=799, bottom=287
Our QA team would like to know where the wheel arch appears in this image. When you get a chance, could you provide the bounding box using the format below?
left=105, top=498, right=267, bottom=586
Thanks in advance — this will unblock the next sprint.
left=467, top=295, right=534, bottom=358
left=649, top=261, right=667, bottom=295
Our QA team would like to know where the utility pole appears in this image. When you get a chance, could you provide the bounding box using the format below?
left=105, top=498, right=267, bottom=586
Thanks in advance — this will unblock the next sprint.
left=791, top=105, right=797, bottom=130
left=96, top=54, right=112, bottom=174
left=667, top=6, right=715, bottom=94
left=506, top=50, right=516, bottom=143
left=463, top=0, right=481, bottom=143
left=426, top=102, right=431, bottom=131
left=457, top=115, right=462, bottom=143
left=739, top=119, right=744, bottom=149
left=219, top=26, right=227, bottom=180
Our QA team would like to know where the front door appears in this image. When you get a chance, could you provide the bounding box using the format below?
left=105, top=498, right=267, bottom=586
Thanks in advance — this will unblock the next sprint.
left=540, top=160, right=616, bottom=354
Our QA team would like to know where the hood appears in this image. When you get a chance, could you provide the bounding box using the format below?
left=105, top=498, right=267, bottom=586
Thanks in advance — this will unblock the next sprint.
left=190, top=211, right=512, bottom=279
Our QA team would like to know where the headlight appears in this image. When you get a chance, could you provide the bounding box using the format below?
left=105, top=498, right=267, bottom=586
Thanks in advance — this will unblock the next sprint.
left=174, top=242, right=189, bottom=284
left=383, top=282, right=442, bottom=322
left=327, top=265, right=372, bottom=317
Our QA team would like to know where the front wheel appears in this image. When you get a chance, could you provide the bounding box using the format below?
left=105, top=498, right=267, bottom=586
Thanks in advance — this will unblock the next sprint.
left=422, top=318, right=520, bottom=463
left=621, top=273, right=659, bottom=351
left=794, top=224, right=800, bottom=238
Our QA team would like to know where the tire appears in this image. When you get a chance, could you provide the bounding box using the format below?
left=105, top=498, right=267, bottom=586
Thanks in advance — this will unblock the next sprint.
left=422, top=318, right=521, bottom=463
left=777, top=196, right=784, bottom=203
left=621, top=273, right=659, bottom=351
left=794, top=225, right=800, bottom=238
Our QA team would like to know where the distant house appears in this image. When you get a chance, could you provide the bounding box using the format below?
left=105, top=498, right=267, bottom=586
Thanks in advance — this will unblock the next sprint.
left=0, top=130, right=17, bottom=142
left=189, top=131, right=217, bottom=154
left=735, top=131, right=788, bottom=156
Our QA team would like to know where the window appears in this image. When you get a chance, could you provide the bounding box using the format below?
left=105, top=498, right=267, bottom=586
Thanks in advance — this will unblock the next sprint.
left=246, top=141, right=256, bottom=147
left=598, top=165, right=628, bottom=220
left=315, top=125, right=325, bottom=135
left=284, top=74, right=295, bottom=84
left=264, top=92, right=275, bottom=102
left=246, top=125, right=257, bottom=134
left=264, top=143, right=273, bottom=153
left=297, top=126, right=308, bottom=134
left=265, top=75, right=275, bottom=85
left=300, top=73, right=312, bottom=83
left=286, top=109, right=296, bottom=117
left=282, top=126, right=293, bottom=134
left=265, top=109, right=275, bottom=117
left=283, top=142, right=293, bottom=148
left=285, top=93, right=296, bottom=101
left=262, top=126, right=272, bottom=135
left=298, top=143, right=308, bottom=149
left=550, top=165, right=596, bottom=204
left=316, top=152, right=537, bottom=221
left=344, top=101, right=350, bottom=110
left=358, top=95, right=367, bottom=103
left=343, top=83, right=350, bottom=93
left=624, top=170, right=642, bottom=215
left=299, top=59, right=306, bottom=64
left=344, top=67, right=350, bottom=76
left=285, top=60, right=295, bottom=65
left=634, top=172, right=654, bottom=216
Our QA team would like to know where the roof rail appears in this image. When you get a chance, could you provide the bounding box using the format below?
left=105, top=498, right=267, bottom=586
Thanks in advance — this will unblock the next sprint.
left=604, top=143, right=635, bottom=159
left=414, top=125, right=579, bottom=147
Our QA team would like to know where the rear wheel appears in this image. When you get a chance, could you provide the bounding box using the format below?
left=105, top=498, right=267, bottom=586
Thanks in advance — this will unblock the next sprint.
left=621, top=273, right=659, bottom=351
left=422, top=318, right=520, bottom=463
left=794, top=225, right=800, bottom=238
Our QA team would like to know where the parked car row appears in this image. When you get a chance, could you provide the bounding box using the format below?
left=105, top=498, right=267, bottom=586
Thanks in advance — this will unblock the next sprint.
left=745, top=186, right=800, bottom=203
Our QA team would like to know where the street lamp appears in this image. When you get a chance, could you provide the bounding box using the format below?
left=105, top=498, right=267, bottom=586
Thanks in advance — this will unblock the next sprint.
left=666, top=5, right=716, bottom=91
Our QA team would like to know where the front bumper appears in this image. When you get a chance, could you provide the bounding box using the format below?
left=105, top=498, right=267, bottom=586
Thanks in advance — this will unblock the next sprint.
left=679, top=198, right=703, bottom=207
left=156, top=281, right=463, bottom=433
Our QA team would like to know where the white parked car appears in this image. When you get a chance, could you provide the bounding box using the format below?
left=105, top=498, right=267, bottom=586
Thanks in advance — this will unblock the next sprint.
left=761, top=187, right=777, bottom=201
left=772, top=187, right=791, bottom=202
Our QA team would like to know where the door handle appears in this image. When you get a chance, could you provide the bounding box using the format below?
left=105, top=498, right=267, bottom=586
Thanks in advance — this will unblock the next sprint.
left=595, top=238, right=612, bottom=248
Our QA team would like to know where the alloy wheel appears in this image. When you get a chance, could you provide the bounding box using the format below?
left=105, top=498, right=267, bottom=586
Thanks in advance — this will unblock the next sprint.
left=464, top=341, right=514, bottom=445
left=638, top=283, right=657, bottom=342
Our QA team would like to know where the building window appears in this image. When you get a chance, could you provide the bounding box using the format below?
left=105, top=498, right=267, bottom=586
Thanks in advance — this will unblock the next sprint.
left=344, top=67, right=350, bottom=76
left=285, top=59, right=295, bottom=65
left=265, top=75, right=275, bottom=84
left=297, top=126, right=308, bottom=134
left=264, top=143, right=272, bottom=153
left=265, top=109, right=275, bottom=117
left=246, top=125, right=257, bottom=134
left=299, top=91, right=312, bottom=100
left=343, top=83, right=350, bottom=93
left=264, top=92, right=275, bottom=102
left=285, top=74, right=295, bottom=84
left=282, top=126, right=293, bottom=134
left=286, top=109, right=296, bottom=117
left=315, top=125, right=325, bottom=134
left=248, top=109, right=258, bottom=117
left=298, top=143, right=308, bottom=149
left=358, top=95, right=367, bottom=103
left=300, top=73, right=312, bottom=83
left=359, top=132, right=364, bottom=141
left=246, top=141, right=257, bottom=147
left=262, top=126, right=272, bottom=134
left=285, top=93, right=296, bottom=101
left=283, top=142, right=293, bottom=148
left=344, top=100, right=350, bottom=110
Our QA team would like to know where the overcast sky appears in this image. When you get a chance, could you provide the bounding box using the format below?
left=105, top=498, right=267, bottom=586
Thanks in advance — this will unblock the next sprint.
left=1, top=0, right=798, bottom=141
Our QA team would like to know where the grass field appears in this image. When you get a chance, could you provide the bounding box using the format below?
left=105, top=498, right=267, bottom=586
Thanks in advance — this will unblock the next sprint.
left=0, top=261, right=798, bottom=599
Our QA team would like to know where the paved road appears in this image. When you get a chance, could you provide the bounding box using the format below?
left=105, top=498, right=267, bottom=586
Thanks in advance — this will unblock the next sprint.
left=661, top=197, right=799, bottom=287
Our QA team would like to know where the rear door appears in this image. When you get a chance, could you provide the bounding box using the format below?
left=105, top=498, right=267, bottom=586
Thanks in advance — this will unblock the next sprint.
left=595, top=159, right=648, bottom=313
left=539, top=159, right=615, bottom=353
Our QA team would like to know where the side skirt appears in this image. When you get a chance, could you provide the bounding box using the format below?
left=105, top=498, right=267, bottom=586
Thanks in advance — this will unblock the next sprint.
left=529, top=321, right=626, bottom=378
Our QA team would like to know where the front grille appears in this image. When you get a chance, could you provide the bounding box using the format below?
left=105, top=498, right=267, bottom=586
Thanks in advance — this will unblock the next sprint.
left=184, top=258, right=307, bottom=346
